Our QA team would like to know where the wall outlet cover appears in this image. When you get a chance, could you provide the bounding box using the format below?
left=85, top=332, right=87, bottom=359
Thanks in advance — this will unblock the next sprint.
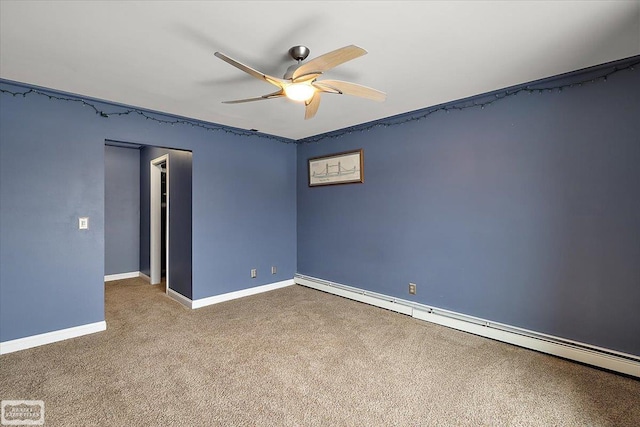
left=409, top=283, right=417, bottom=295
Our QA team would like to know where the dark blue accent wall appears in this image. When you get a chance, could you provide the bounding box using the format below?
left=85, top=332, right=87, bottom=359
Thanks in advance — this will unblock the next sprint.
left=297, top=60, right=640, bottom=356
left=0, top=81, right=297, bottom=342
left=139, top=146, right=193, bottom=299
left=105, top=145, right=140, bottom=275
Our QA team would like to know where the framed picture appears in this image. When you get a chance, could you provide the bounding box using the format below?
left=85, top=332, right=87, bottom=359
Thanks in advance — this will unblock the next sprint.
left=308, top=149, right=364, bottom=187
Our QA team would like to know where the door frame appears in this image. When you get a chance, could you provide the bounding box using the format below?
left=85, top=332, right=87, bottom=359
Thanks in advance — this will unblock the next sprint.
left=150, top=154, right=169, bottom=292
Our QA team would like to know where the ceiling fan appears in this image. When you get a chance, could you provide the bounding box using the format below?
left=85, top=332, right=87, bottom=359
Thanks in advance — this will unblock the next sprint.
left=214, top=45, right=386, bottom=119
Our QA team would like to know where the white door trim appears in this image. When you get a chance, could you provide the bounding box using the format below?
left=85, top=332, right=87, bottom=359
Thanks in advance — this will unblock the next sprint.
left=150, top=154, right=169, bottom=292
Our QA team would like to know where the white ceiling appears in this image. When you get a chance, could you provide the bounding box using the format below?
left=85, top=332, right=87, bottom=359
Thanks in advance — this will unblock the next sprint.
left=1, top=1, right=639, bottom=141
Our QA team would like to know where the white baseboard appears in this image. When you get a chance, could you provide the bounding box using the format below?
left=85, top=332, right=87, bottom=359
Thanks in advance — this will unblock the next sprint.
left=294, top=274, right=640, bottom=378
left=0, top=321, right=107, bottom=355
left=164, top=279, right=295, bottom=309
left=139, top=272, right=151, bottom=282
left=104, top=271, right=140, bottom=282
left=297, top=276, right=413, bottom=316
left=167, top=288, right=192, bottom=308
left=192, top=279, right=295, bottom=309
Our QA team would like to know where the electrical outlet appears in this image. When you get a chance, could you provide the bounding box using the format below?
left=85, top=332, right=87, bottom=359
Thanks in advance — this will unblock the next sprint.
left=271, top=266, right=277, bottom=275
left=409, top=283, right=417, bottom=295
left=251, top=269, right=257, bottom=278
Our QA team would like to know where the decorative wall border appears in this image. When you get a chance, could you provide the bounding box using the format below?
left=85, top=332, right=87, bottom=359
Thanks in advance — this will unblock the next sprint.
left=2, top=56, right=637, bottom=145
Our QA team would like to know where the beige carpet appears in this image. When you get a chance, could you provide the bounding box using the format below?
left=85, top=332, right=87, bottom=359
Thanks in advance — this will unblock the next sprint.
left=1, top=277, right=638, bottom=426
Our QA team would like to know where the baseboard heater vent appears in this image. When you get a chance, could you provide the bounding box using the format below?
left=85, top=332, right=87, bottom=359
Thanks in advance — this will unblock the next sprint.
left=294, top=274, right=639, bottom=378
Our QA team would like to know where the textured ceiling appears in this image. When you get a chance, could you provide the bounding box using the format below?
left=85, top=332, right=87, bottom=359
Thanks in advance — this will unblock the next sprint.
left=1, top=1, right=639, bottom=140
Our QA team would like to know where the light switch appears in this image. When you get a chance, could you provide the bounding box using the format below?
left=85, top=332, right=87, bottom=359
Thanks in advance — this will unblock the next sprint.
left=79, top=217, right=89, bottom=230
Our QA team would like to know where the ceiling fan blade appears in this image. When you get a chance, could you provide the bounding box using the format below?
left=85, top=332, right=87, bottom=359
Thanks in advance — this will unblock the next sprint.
left=304, top=93, right=321, bottom=120
left=222, top=90, right=284, bottom=104
left=292, top=45, right=367, bottom=81
left=214, top=52, right=285, bottom=88
left=313, top=80, right=386, bottom=102
left=292, top=72, right=322, bottom=84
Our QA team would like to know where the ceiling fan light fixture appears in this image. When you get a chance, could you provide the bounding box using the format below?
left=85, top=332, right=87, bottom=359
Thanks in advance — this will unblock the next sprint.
left=215, top=45, right=385, bottom=119
left=284, top=83, right=315, bottom=102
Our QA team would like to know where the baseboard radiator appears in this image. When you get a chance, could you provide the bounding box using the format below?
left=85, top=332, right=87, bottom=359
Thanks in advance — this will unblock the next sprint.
left=294, top=274, right=640, bottom=378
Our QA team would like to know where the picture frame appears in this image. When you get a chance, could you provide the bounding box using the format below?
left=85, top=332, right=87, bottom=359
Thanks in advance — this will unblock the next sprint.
left=308, top=149, right=364, bottom=187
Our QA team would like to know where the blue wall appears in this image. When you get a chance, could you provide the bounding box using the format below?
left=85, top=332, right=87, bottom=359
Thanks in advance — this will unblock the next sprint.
left=0, top=91, right=106, bottom=342
left=2, top=57, right=637, bottom=357
left=0, top=81, right=297, bottom=342
left=139, top=146, right=193, bottom=299
left=105, top=145, right=140, bottom=275
left=297, top=59, right=640, bottom=356
left=190, top=133, right=298, bottom=299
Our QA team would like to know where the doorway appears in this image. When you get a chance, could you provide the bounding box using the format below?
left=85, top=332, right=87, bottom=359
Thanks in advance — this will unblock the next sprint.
left=104, top=142, right=192, bottom=300
left=150, top=154, right=169, bottom=292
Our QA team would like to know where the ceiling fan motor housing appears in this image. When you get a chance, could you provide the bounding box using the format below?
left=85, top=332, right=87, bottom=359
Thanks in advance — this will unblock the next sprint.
left=288, top=46, right=310, bottom=62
